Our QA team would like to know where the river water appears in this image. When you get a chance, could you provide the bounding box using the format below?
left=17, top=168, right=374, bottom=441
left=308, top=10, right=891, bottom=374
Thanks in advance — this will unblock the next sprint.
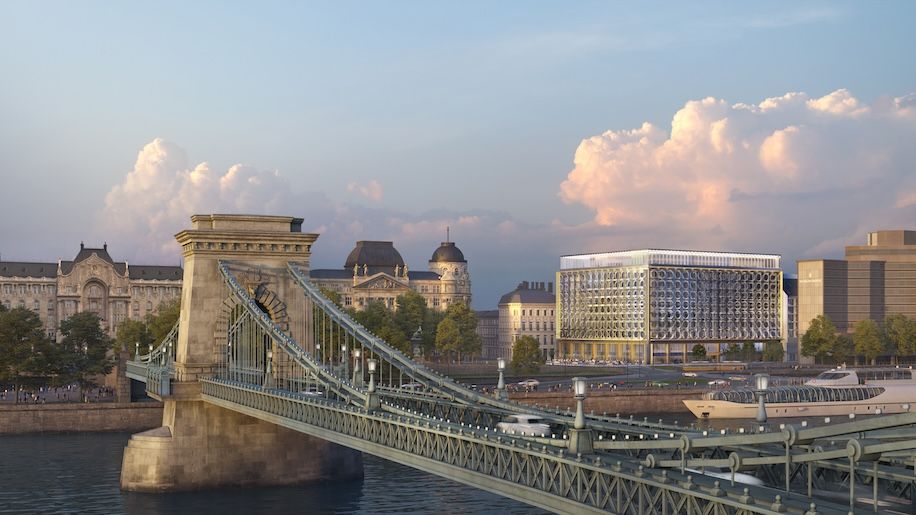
left=0, top=433, right=548, bottom=514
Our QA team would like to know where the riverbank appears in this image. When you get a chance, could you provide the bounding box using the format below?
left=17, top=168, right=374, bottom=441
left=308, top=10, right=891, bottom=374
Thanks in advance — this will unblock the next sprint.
left=510, top=388, right=704, bottom=414
left=0, top=402, right=163, bottom=434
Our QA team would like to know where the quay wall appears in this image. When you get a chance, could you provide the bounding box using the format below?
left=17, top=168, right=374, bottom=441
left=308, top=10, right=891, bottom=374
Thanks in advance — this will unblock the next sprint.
left=510, top=388, right=705, bottom=415
left=0, top=402, right=164, bottom=434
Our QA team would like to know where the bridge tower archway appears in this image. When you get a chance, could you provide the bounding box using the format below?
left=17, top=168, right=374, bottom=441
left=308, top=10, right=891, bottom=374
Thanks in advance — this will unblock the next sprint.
left=121, top=214, right=363, bottom=492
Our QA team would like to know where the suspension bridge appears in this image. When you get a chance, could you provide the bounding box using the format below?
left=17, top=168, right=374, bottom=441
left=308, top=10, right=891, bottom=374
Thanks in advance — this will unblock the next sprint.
left=122, top=214, right=916, bottom=514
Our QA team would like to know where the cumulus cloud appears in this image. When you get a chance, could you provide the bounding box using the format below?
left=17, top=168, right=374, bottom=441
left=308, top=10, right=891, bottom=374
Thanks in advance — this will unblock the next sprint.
left=346, top=179, right=384, bottom=201
left=560, top=89, right=916, bottom=259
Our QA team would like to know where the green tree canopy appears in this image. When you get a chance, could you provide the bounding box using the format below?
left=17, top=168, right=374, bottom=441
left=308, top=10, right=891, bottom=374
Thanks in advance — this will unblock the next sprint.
left=510, top=336, right=543, bottom=375
left=691, top=344, right=707, bottom=361
left=435, top=317, right=461, bottom=360
left=0, top=307, right=52, bottom=402
left=801, top=315, right=838, bottom=364
left=146, top=298, right=180, bottom=344
left=444, top=302, right=480, bottom=360
left=853, top=319, right=884, bottom=365
left=832, top=334, right=855, bottom=365
left=319, top=287, right=342, bottom=307
left=886, top=314, right=916, bottom=358
left=57, top=312, right=115, bottom=395
left=762, top=341, right=784, bottom=362
left=394, top=291, right=427, bottom=341
left=115, top=318, right=153, bottom=357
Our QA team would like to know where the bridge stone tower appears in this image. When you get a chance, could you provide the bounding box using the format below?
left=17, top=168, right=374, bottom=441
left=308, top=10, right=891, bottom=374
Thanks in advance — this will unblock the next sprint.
left=121, top=214, right=362, bottom=491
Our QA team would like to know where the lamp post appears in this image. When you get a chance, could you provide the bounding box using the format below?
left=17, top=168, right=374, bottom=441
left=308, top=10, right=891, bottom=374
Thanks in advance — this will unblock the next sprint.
left=755, top=373, right=769, bottom=423
left=569, top=377, right=594, bottom=454
left=366, top=358, right=380, bottom=411
left=353, top=349, right=362, bottom=385
left=315, top=343, right=321, bottom=364
left=148, top=344, right=153, bottom=363
left=341, top=344, right=348, bottom=376
left=264, top=349, right=273, bottom=388
left=573, top=377, right=587, bottom=429
left=495, top=357, right=507, bottom=400
left=135, top=342, right=139, bottom=360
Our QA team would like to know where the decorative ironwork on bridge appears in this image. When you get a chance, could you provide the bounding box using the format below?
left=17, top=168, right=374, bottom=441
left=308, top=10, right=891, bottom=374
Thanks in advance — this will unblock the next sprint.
left=126, top=261, right=916, bottom=514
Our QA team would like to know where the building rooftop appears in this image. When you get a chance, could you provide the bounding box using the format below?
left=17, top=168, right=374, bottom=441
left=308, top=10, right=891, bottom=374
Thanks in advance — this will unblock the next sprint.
left=430, top=241, right=466, bottom=263
left=499, top=281, right=555, bottom=305
left=560, top=249, right=780, bottom=270
left=0, top=244, right=182, bottom=280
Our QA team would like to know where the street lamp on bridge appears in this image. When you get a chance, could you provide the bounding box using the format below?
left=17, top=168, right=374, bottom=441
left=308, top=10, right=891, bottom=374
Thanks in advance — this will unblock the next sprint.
left=353, top=349, right=362, bottom=385
left=569, top=377, right=594, bottom=454
left=366, top=358, right=380, bottom=411
left=495, top=357, right=507, bottom=400
left=755, top=373, right=769, bottom=423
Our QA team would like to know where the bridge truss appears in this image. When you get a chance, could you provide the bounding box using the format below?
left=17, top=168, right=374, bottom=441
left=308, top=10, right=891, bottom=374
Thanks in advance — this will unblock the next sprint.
left=127, top=261, right=916, bottom=514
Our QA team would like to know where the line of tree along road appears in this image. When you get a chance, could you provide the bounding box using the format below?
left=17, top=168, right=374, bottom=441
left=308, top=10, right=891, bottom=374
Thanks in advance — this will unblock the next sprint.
left=801, top=313, right=916, bottom=365
left=0, top=299, right=179, bottom=403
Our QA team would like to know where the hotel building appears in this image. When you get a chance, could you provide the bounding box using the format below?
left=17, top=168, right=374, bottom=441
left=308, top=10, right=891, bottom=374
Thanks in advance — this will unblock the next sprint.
left=557, top=249, right=783, bottom=364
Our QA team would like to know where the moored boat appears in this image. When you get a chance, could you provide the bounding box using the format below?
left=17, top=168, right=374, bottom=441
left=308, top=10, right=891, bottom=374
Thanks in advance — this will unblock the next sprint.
left=684, top=367, right=916, bottom=419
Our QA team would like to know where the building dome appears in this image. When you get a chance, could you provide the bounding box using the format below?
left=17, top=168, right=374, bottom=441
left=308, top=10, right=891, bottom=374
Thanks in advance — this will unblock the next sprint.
left=430, top=241, right=466, bottom=263
left=344, top=241, right=405, bottom=275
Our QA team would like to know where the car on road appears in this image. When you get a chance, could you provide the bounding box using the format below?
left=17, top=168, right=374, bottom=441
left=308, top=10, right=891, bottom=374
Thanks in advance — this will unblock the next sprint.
left=708, top=379, right=728, bottom=386
left=517, top=379, right=540, bottom=388
left=682, top=372, right=698, bottom=377
left=401, top=382, right=424, bottom=391
left=300, top=387, right=325, bottom=397
left=496, top=414, right=551, bottom=437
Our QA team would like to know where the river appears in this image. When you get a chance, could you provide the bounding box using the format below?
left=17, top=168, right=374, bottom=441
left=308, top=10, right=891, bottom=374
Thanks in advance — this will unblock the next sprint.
left=0, top=433, right=548, bottom=514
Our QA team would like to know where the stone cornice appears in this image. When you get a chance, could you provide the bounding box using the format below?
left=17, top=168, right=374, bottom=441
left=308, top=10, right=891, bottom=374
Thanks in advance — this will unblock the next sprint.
left=174, top=230, right=319, bottom=259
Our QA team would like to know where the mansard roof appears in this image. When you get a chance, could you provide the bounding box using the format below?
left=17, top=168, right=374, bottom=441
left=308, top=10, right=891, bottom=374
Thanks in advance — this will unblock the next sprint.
left=0, top=262, right=57, bottom=278
left=0, top=244, right=181, bottom=280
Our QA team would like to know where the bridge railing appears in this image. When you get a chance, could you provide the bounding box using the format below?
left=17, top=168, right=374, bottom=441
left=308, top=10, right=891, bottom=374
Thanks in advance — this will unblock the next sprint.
left=200, top=377, right=849, bottom=515
left=124, top=321, right=179, bottom=393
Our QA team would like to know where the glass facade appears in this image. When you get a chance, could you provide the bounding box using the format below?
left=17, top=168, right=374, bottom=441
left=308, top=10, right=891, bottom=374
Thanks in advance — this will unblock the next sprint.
left=557, top=250, right=782, bottom=364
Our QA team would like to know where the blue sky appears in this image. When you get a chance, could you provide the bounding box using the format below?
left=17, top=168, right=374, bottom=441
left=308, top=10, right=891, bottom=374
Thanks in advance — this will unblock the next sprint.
left=1, top=2, right=915, bottom=307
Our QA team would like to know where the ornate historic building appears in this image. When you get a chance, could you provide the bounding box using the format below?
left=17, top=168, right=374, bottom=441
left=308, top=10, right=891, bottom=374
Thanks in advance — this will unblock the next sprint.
left=557, top=249, right=783, bottom=364
left=309, top=240, right=471, bottom=310
left=498, top=281, right=556, bottom=360
left=0, top=244, right=183, bottom=339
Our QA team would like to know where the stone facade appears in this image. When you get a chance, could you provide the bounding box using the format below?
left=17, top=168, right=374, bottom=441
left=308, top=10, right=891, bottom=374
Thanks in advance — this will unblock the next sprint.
left=0, top=402, right=163, bottom=434
left=121, top=214, right=363, bottom=492
left=0, top=244, right=182, bottom=339
left=309, top=240, right=471, bottom=311
left=498, top=281, right=556, bottom=360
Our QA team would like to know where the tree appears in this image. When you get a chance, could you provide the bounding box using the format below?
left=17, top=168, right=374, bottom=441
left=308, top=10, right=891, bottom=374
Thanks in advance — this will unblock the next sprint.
left=740, top=342, right=757, bottom=362
left=435, top=317, right=461, bottom=360
left=0, top=307, right=51, bottom=403
left=722, top=343, right=742, bottom=361
left=376, top=321, right=410, bottom=355
left=762, top=341, right=784, bottom=362
left=510, top=336, right=543, bottom=375
left=444, top=302, right=481, bottom=360
left=394, top=291, right=427, bottom=342
left=115, top=318, right=153, bottom=357
left=886, top=314, right=916, bottom=359
left=57, top=312, right=115, bottom=397
left=421, top=309, right=445, bottom=355
left=801, top=315, right=837, bottom=364
left=853, top=319, right=884, bottom=366
left=691, top=344, right=707, bottom=361
left=832, top=334, right=855, bottom=365
left=146, top=298, right=180, bottom=344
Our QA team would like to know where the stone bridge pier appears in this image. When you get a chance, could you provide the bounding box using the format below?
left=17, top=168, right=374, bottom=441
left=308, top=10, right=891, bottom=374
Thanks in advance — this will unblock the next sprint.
left=120, top=214, right=363, bottom=491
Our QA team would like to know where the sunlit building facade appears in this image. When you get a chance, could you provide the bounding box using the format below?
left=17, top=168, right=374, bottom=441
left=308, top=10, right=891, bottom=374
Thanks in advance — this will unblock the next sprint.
left=557, top=249, right=782, bottom=364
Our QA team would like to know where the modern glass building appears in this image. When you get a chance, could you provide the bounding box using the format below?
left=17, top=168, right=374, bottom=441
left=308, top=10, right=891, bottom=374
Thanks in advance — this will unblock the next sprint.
left=556, top=249, right=782, bottom=364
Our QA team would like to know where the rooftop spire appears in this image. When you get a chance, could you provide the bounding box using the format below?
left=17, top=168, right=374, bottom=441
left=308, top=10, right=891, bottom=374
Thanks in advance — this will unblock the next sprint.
left=446, top=226, right=450, bottom=243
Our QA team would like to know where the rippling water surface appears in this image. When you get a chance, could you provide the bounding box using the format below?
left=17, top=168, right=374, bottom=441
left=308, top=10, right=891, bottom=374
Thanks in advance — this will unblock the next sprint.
left=0, top=433, right=547, bottom=514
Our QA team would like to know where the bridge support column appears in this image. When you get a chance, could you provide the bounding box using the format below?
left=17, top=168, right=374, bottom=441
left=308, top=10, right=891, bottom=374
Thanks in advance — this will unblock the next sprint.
left=121, top=396, right=363, bottom=491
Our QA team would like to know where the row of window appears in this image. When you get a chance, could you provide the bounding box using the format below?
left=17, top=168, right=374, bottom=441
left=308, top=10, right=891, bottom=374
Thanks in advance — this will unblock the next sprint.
left=1, top=284, right=180, bottom=297
left=511, top=334, right=555, bottom=346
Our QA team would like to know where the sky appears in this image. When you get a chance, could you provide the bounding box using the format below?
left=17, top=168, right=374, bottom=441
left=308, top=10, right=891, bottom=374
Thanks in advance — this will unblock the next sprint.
left=1, top=1, right=915, bottom=308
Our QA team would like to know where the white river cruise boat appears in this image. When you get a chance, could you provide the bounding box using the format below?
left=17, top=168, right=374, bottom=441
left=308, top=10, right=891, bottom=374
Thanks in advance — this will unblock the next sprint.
left=684, top=367, right=916, bottom=419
